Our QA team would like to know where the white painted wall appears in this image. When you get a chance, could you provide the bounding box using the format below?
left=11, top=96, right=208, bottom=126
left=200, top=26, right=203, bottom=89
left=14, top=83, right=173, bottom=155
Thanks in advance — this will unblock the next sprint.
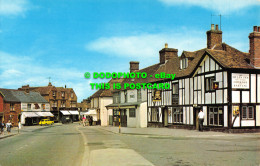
left=241, top=120, right=255, bottom=127
left=203, top=106, right=207, bottom=125
left=224, top=106, right=228, bottom=127
left=139, top=102, right=147, bottom=128
left=256, top=106, right=260, bottom=126
left=100, top=97, right=113, bottom=126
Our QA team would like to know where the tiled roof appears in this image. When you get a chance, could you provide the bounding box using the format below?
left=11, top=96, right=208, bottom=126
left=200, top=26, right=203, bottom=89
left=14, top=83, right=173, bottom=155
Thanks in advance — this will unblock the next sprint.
left=0, top=89, right=48, bottom=103
left=90, top=78, right=124, bottom=98
left=150, top=43, right=254, bottom=82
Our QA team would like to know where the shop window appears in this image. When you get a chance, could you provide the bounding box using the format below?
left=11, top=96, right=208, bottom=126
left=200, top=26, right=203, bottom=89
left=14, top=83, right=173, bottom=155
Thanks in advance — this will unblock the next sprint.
left=172, top=108, right=183, bottom=123
left=42, top=104, right=45, bottom=110
left=151, top=108, right=159, bottom=122
left=129, top=108, right=136, bottom=118
left=205, top=77, right=215, bottom=92
left=242, top=106, right=254, bottom=120
left=209, top=107, right=223, bottom=126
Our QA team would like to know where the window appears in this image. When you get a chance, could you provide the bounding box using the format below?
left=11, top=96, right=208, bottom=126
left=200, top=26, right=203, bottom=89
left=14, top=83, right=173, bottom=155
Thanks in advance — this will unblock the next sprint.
left=205, top=77, right=215, bottom=92
left=242, top=106, right=254, bottom=120
left=137, top=89, right=142, bottom=101
left=42, top=104, right=45, bottom=110
left=124, top=91, right=127, bottom=103
left=34, top=103, right=40, bottom=109
left=172, top=83, right=179, bottom=105
left=151, top=108, right=159, bottom=122
left=10, top=103, right=15, bottom=111
left=129, top=108, right=136, bottom=118
left=113, top=92, right=120, bottom=104
left=52, top=91, right=56, bottom=96
left=172, top=108, right=183, bottom=123
left=61, top=91, right=65, bottom=97
left=27, top=104, right=31, bottom=111
left=180, top=58, right=188, bottom=69
left=61, top=101, right=65, bottom=107
left=52, top=101, right=57, bottom=107
left=209, top=107, right=223, bottom=126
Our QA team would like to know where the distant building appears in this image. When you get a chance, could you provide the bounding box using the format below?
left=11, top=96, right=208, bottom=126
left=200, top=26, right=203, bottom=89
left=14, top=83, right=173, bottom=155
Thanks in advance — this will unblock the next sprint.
left=106, top=61, right=160, bottom=128
left=18, top=82, right=78, bottom=122
left=90, top=78, right=124, bottom=126
left=0, top=92, right=4, bottom=122
left=0, top=89, right=50, bottom=126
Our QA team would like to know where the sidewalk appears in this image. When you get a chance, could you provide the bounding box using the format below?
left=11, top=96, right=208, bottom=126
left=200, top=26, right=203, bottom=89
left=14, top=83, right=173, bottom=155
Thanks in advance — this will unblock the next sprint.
left=97, top=126, right=260, bottom=138
left=0, top=123, right=61, bottom=140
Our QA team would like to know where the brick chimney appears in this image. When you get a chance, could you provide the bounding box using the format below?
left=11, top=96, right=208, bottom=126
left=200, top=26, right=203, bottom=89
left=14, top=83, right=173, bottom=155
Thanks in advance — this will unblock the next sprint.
left=249, top=26, right=260, bottom=68
left=130, top=61, right=139, bottom=73
left=207, top=24, right=222, bottom=49
left=159, top=43, right=178, bottom=64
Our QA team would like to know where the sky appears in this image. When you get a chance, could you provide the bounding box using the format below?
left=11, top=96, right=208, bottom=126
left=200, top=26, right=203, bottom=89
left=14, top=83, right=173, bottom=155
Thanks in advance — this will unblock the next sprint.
left=0, top=0, right=259, bottom=102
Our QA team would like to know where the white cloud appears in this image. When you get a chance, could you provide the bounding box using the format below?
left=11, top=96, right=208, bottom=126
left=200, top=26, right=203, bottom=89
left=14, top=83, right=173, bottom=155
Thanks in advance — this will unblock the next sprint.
left=158, top=0, right=260, bottom=14
left=0, top=51, right=93, bottom=102
left=86, top=30, right=205, bottom=60
left=0, top=0, right=29, bottom=16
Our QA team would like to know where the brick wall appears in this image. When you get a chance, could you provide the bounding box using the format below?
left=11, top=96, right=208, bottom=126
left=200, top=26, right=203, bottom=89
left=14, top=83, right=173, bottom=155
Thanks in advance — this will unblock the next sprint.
left=249, top=26, right=260, bottom=68
left=3, top=102, right=21, bottom=127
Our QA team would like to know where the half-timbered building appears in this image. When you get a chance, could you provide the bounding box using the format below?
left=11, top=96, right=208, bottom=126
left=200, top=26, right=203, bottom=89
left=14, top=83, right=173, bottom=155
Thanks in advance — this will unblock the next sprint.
left=147, top=25, right=260, bottom=132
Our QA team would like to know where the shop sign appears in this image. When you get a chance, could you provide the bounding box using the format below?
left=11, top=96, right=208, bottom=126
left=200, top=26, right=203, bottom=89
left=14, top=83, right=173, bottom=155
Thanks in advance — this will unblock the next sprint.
left=232, top=74, right=249, bottom=89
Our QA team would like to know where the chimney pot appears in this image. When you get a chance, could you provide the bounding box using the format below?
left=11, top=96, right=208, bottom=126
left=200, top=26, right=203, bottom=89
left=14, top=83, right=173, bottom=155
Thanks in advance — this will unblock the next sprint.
left=165, top=43, right=168, bottom=48
left=211, top=24, right=215, bottom=30
left=253, top=26, right=257, bottom=32
left=216, top=24, right=219, bottom=30
left=130, top=61, right=139, bottom=73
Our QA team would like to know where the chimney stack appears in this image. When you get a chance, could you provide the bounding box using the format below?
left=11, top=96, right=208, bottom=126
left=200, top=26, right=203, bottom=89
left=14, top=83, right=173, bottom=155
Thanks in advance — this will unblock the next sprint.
left=207, top=24, right=222, bottom=49
left=159, top=43, right=178, bottom=64
left=249, top=26, right=260, bottom=68
left=130, top=61, right=139, bottom=73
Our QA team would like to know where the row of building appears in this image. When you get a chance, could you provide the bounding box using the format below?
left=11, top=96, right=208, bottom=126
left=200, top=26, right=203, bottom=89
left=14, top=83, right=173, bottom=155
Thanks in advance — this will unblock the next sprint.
left=88, top=25, right=260, bottom=132
left=0, top=83, right=81, bottom=126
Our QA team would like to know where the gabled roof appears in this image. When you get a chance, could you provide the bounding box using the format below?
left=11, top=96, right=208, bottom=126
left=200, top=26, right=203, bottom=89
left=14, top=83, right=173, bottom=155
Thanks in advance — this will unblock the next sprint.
left=150, top=43, right=255, bottom=82
left=90, top=78, right=124, bottom=98
left=0, top=89, right=48, bottom=103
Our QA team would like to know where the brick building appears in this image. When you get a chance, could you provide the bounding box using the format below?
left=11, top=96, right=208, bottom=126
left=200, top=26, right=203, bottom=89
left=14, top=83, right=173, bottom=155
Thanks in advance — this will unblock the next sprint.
left=0, top=92, right=3, bottom=122
left=0, top=89, right=49, bottom=126
left=18, top=82, right=78, bottom=122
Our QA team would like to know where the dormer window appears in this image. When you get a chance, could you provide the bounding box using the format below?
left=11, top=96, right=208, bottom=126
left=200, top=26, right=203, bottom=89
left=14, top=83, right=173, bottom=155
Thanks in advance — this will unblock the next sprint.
left=180, top=58, right=188, bottom=69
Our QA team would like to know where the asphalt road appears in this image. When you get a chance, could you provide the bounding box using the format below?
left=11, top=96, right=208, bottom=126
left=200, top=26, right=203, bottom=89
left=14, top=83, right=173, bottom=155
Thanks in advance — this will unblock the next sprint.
left=0, top=124, right=259, bottom=166
left=0, top=124, right=84, bottom=166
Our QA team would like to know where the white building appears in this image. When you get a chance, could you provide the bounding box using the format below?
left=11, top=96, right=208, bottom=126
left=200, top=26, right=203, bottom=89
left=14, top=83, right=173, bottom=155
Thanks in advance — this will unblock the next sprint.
left=147, top=25, right=260, bottom=132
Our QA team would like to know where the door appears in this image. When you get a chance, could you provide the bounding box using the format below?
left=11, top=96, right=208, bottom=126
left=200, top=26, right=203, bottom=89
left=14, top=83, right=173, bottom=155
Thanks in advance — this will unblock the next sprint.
left=194, top=108, right=200, bottom=130
left=163, top=108, right=168, bottom=127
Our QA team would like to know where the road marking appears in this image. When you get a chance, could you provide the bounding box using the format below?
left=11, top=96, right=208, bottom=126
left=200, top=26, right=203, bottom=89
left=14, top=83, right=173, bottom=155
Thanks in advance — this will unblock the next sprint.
left=76, top=126, right=90, bottom=166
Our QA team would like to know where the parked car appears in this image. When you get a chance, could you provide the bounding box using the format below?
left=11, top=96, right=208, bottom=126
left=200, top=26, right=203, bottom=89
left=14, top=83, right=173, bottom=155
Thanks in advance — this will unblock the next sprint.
left=39, top=119, right=54, bottom=125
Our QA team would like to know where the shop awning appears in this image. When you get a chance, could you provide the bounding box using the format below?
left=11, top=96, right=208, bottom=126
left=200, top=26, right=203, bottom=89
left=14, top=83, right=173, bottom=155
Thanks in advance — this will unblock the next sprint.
left=22, top=112, right=40, bottom=117
left=60, top=111, right=71, bottom=115
left=106, top=102, right=143, bottom=109
left=69, top=111, right=79, bottom=115
left=36, top=112, right=54, bottom=117
left=84, top=109, right=97, bottom=115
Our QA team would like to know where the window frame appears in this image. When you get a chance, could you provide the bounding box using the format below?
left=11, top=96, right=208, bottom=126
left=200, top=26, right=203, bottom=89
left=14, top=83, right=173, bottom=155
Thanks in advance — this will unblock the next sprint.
left=242, top=106, right=254, bottom=120
left=208, top=107, right=223, bottom=126
left=129, top=108, right=136, bottom=118
left=205, top=76, right=216, bottom=92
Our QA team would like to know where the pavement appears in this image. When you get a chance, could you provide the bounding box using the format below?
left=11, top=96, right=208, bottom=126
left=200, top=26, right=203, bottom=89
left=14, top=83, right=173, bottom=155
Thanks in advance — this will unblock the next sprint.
left=96, top=126, right=260, bottom=139
left=0, top=123, right=61, bottom=139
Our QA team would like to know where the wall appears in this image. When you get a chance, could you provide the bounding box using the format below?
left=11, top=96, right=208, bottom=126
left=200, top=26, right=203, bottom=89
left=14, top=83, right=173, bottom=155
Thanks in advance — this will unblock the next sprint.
left=100, top=97, right=113, bottom=126
left=4, top=102, right=21, bottom=127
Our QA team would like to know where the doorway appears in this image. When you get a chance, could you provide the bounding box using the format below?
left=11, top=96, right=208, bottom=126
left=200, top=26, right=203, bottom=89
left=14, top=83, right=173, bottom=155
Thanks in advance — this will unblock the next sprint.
left=193, top=108, right=200, bottom=130
left=163, top=108, right=168, bottom=127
